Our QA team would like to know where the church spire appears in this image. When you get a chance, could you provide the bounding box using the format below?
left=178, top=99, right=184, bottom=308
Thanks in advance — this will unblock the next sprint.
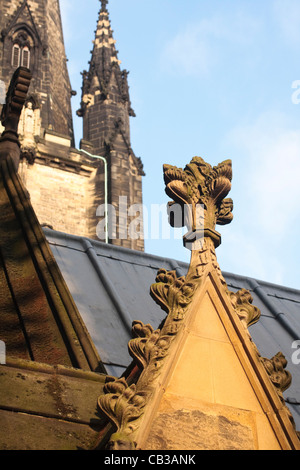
left=78, top=0, right=144, bottom=251
left=78, top=0, right=136, bottom=152
left=100, top=0, right=108, bottom=12
left=94, top=0, right=122, bottom=75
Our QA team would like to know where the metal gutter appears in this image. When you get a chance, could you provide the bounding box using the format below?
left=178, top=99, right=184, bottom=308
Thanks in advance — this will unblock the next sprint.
left=79, top=149, right=108, bottom=244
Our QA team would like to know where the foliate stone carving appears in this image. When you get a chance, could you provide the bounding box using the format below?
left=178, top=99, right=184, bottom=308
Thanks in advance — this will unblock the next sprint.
left=163, top=157, right=263, bottom=338
left=186, top=236, right=228, bottom=289
left=229, top=288, right=261, bottom=329
left=163, top=156, right=233, bottom=249
left=130, top=270, right=195, bottom=370
left=97, top=156, right=256, bottom=448
left=227, top=288, right=262, bottom=357
left=129, top=320, right=160, bottom=371
left=97, top=155, right=299, bottom=447
left=150, top=269, right=195, bottom=316
left=260, top=352, right=298, bottom=432
left=98, top=376, right=146, bottom=450
left=260, top=352, right=292, bottom=398
left=98, top=271, right=196, bottom=449
left=162, top=156, right=234, bottom=297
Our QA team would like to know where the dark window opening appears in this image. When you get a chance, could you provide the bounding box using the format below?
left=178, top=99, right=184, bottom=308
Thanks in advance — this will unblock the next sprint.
left=12, top=44, right=20, bottom=67
left=11, top=42, right=31, bottom=69
left=21, top=46, right=30, bottom=68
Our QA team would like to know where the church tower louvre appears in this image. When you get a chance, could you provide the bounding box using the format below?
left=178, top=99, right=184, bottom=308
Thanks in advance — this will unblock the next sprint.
left=77, top=0, right=145, bottom=251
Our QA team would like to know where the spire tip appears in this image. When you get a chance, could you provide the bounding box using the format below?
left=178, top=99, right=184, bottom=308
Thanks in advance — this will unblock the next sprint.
left=100, top=0, right=108, bottom=12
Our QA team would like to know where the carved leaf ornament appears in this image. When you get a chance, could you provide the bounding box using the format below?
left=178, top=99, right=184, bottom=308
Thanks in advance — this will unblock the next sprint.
left=163, top=157, right=233, bottom=248
left=229, top=288, right=261, bottom=329
left=97, top=155, right=297, bottom=448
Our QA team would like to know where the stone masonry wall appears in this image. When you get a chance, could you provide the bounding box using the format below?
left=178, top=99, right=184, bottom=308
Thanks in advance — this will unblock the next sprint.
left=45, top=0, right=74, bottom=137
left=18, top=160, right=94, bottom=237
left=0, top=0, right=74, bottom=139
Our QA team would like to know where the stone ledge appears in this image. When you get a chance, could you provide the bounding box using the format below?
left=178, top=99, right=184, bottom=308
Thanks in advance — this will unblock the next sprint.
left=0, top=358, right=108, bottom=449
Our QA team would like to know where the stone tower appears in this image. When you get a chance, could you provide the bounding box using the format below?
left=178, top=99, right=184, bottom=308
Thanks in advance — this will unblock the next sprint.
left=77, top=0, right=145, bottom=251
left=0, top=0, right=145, bottom=250
left=0, top=0, right=74, bottom=144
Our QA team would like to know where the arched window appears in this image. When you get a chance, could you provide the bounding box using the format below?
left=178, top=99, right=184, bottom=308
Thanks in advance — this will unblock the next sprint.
left=11, top=37, right=31, bottom=69
left=12, top=44, right=20, bottom=67
left=21, top=46, right=30, bottom=68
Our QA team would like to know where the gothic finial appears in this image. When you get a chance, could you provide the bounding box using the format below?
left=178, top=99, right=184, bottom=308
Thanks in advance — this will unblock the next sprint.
left=100, top=0, right=108, bottom=12
left=163, top=156, right=233, bottom=250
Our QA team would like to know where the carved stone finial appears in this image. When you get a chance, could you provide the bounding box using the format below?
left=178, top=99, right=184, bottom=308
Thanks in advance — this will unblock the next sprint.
left=163, top=156, right=233, bottom=250
left=97, top=154, right=300, bottom=448
left=100, top=0, right=109, bottom=12
left=0, top=67, right=32, bottom=170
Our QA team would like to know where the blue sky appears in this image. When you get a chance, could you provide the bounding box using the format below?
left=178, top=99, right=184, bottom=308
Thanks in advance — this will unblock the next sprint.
left=60, top=0, right=300, bottom=290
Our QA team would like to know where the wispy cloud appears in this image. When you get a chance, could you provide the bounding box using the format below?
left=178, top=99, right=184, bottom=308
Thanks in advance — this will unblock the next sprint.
left=273, top=0, right=300, bottom=46
left=228, top=111, right=300, bottom=237
left=160, top=10, right=262, bottom=78
left=218, top=229, right=285, bottom=286
left=220, top=110, right=300, bottom=286
left=161, top=25, right=214, bottom=77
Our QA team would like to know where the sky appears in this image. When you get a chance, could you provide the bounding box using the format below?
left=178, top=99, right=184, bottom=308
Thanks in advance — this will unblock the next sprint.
left=60, top=0, right=300, bottom=290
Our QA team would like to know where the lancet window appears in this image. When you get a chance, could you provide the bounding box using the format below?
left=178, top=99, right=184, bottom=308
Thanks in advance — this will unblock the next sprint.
left=11, top=31, right=32, bottom=69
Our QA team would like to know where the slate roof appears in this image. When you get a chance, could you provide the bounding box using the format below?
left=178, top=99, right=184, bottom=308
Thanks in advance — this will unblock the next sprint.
left=44, top=228, right=300, bottom=430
